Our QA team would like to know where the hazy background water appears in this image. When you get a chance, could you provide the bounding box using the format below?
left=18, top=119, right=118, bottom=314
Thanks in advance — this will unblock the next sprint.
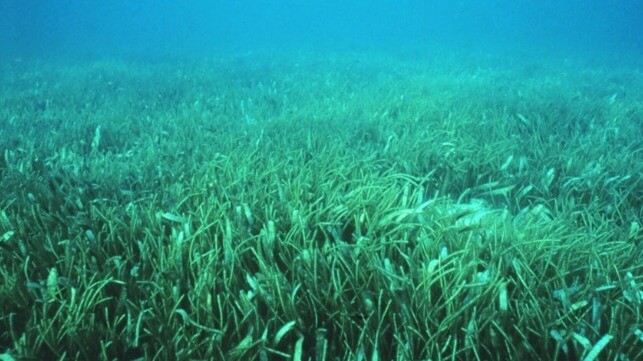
left=1, top=0, right=641, bottom=63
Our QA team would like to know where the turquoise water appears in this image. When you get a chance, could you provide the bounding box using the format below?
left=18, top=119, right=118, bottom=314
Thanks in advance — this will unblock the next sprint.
left=1, top=1, right=641, bottom=62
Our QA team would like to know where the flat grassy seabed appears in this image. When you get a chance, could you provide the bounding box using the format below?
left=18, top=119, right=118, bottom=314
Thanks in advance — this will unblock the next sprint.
left=0, top=53, right=641, bottom=361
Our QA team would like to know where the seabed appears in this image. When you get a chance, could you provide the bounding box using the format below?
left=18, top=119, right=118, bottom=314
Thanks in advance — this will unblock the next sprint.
left=0, top=52, right=641, bottom=360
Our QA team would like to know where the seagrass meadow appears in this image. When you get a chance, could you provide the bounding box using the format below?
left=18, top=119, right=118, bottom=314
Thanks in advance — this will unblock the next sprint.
left=0, top=52, right=641, bottom=361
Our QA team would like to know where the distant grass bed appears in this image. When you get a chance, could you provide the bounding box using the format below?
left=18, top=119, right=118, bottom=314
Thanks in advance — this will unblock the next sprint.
left=0, top=53, right=641, bottom=361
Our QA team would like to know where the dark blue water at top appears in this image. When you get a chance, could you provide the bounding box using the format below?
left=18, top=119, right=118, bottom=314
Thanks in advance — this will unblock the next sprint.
left=0, top=0, right=641, bottom=62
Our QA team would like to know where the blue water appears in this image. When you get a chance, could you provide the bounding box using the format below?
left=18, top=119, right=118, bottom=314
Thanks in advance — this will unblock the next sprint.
left=1, top=0, right=641, bottom=62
